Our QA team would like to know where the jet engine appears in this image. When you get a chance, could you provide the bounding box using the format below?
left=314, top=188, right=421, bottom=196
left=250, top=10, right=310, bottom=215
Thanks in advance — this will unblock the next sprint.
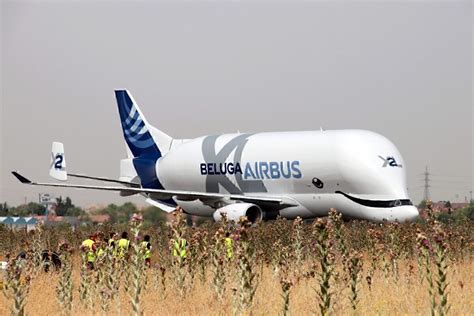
left=213, top=203, right=263, bottom=223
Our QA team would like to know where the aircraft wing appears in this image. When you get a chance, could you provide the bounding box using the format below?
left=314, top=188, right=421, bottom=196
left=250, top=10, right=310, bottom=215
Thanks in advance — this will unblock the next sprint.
left=67, top=173, right=141, bottom=187
left=12, top=171, right=298, bottom=209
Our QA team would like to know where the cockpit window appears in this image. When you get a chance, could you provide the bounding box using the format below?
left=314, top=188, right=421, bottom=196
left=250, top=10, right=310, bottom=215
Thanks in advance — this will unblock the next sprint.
left=312, top=177, right=324, bottom=189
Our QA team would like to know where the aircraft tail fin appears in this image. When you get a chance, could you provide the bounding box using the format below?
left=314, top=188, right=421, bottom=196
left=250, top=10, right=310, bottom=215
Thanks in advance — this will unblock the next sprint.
left=49, top=141, right=67, bottom=181
left=115, top=90, right=173, bottom=159
left=115, top=90, right=172, bottom=189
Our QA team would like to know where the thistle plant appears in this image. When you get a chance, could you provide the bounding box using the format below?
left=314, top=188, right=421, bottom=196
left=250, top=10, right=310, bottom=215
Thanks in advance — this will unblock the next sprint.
left=56, top=247, right=73, bottom=313
left=417, top=231, right=436, bottom=316
left=329, top=209, right=348, bottom=260
left=95, top=261, right=109, bottom=314
left=31, top=224, right=45, bottom=275
left=292, top=217, right=304, bottom=274
left=169, top=208, right=188, bottom=297
left=366, top=227, right=384, bottom=289
left=195, top=229, right=210, bottom=285
left=271, top=217, right=288, bottom=278
left=123, top=259, right=132, bottom=295
left=277, top=241, right=296, bottom=316
left=210, top=226, right=227, bottom=301
left=234, top=217, right=259, bottom=313
left=78, top=252, right=93, bottom=309
left=107, top=243, right=120, bottom=301
left=97, top=245, right=118, bottom=314
left=129, top=213, right=145, bottom=316
left=433, top=222, right=450, bottom=316
left=417, top=218, right=451, bottom=316
left=347, top=250, right=363, bottom=311
left=152, top=264, right=167, bottom=299
left=328, top=209, right=349, bottom=286
left=416, top=240, right=425, bottom=284
left=313, top=218, right=334, bottom=316
left=2, top=257, right=32, bottom=316
left=271, top=238, right=284, bottom=278
left=186, top=229, right=202, bottom=292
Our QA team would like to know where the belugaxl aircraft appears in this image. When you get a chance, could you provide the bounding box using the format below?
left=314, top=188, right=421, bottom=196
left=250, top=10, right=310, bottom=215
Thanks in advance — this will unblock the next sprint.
left=13, top=90, right=419, bottom=222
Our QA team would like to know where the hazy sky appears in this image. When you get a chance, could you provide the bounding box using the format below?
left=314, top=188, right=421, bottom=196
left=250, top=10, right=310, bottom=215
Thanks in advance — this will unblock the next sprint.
left=1, top=1, right=472, bottom=207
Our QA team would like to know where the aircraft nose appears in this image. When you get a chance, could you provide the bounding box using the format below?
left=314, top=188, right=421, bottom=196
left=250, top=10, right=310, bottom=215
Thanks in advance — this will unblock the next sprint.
left=402, top=206, right=420, bottom=222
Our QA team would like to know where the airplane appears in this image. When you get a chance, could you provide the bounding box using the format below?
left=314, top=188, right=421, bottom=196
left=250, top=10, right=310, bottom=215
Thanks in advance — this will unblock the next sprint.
left=12, top=90, right=419, bottom=222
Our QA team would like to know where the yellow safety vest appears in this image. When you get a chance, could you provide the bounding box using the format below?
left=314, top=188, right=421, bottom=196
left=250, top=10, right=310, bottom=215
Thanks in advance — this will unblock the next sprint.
left=173, top=239, right=187, bottom=258
left=97, top=248, right=105, bottom=258
left=225, top=237, right=233, bottom=259
left=141, top=241, right=152, bottom=259
left=117, top=238, right=130, bottom=258
left=81, top=239, right=96, bottom=263
left=108, top=238, right=118, bottom=256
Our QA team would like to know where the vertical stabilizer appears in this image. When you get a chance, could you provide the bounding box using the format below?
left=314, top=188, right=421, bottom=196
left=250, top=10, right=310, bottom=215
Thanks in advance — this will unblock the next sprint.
left=115, top=90, right=172, bottom=189
left=115, top=90, right=173, bottom=159
left=50, top=141, right=67, bottom=181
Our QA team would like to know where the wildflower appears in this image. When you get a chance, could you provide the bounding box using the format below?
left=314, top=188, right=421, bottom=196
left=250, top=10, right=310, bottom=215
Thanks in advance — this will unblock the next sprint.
left=416, top=232, right=432, bottom=253
left=130, top=213, right=143, bottom=223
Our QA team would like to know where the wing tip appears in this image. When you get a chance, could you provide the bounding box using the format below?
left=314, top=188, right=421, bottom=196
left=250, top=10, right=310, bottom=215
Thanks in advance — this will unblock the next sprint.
left=11, top=171, right=32, bottom=184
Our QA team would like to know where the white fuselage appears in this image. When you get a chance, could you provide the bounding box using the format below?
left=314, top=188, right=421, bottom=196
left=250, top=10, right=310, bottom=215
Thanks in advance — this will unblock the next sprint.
left=153, top=129, right=418, bottom=222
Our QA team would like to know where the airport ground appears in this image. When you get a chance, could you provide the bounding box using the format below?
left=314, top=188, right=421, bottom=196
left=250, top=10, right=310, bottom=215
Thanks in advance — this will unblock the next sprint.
left=0, top=209, right=473, bottom=315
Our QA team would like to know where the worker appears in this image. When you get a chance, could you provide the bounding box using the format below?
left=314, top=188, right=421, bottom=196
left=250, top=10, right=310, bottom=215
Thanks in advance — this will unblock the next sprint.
left=117, top=232, right=130, bottom=260
left=141, top=235, right=152, bottom=267
left=108, top=232, right=118, bottom=257
left=173, top=237, right=187, bottom=261
left=96, top=238, right=108, bottom=260
left=108, top=232, right=118, bottom=248
left=225, top=232, right=233, bottom=260
left=81, top=233, right=97, bottom=270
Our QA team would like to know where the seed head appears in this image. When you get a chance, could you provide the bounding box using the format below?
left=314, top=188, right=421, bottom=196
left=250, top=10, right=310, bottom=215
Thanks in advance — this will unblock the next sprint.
left=130, top=213, right=143, bottom=223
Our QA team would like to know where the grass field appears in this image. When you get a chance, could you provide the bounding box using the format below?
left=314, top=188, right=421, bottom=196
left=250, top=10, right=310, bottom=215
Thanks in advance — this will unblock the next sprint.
left=0, top=258, right=473, bottom=315
left=1, top=209, right=473, bottom=315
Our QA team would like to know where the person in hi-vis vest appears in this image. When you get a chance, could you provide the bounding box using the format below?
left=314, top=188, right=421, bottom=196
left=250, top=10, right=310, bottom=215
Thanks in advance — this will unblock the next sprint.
left=141, top=235, right=152, bottom=267
left=117, top=231, right=130, bottom=260
left=81, top=233, right=97, bottom=270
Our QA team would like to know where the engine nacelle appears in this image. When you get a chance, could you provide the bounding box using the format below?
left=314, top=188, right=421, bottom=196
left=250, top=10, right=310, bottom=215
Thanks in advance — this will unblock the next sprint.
left=213, top=203, right=263, bottom=223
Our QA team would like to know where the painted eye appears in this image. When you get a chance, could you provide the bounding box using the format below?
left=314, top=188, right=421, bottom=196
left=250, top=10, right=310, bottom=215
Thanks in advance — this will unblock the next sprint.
left=312, top=177, right=324, bottom=189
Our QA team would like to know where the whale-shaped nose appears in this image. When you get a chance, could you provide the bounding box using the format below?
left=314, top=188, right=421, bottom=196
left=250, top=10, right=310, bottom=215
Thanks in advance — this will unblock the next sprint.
left=399, top=205, right=419, bottom=222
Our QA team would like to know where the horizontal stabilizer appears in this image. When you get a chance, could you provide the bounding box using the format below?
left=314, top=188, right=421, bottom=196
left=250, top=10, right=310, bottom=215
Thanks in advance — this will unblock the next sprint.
left=12, top=171, right=31, bottom=184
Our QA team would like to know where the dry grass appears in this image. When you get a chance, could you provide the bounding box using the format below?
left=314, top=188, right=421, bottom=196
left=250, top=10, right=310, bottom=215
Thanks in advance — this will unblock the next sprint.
left=1, top=210, right=473, bottom=315
left=1, top=256, right=472, bottom=315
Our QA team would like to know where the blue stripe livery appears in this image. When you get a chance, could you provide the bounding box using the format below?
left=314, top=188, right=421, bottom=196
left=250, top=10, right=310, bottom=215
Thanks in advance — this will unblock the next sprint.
left=115, top=90, right=162, bottom=159
left=115, top=90, right=168, bottom=193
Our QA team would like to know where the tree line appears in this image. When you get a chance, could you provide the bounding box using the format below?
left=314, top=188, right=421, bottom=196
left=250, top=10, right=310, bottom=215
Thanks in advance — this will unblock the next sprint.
left=1, top=197, right=473, bottom=224
left=0, top=197, right=169, bottom=226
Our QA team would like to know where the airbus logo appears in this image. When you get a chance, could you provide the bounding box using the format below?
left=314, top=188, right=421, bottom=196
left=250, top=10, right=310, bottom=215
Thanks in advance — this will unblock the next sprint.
left=378, top=156, right=402, bottom=168
left=200, top=161, right=302, bottom=180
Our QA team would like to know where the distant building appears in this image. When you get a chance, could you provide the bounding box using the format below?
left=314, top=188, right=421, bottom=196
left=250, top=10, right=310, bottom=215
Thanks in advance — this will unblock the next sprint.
left=33, top=215, right=80, bottom=226
left=451, top=202, right=469, bottom=210
left=0, top=216, right=38, bottom=231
